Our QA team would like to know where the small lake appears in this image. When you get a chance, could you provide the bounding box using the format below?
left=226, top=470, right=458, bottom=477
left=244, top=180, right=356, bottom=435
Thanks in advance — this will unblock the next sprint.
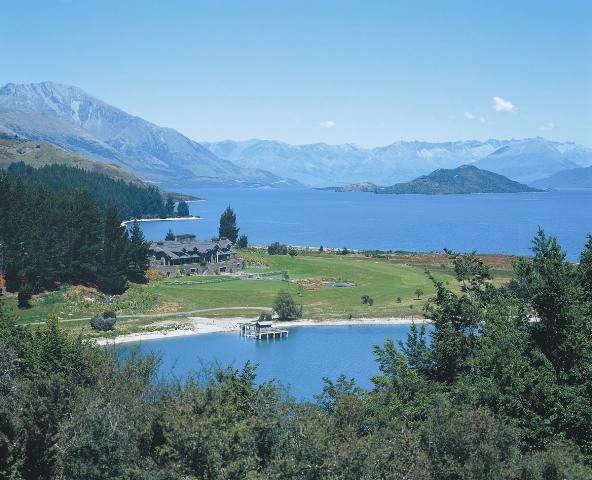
left=121, top=324, right=418, bottom=402
left=138, top=188, right=592, bottom=262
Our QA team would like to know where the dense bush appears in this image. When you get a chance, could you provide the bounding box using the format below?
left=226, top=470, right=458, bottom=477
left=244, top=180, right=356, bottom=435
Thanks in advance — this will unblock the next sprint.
left=361, top=294, right=374, bottom=305
left=90, top=311, right=117, bottom=331
left=273, top=290, right=302, bottom=319
left=268, top=241, right=288, bottom=255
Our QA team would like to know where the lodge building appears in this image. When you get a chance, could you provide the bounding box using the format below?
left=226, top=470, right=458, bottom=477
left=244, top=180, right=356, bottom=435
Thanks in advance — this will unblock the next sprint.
left=148, top=234, right=245, bottom=276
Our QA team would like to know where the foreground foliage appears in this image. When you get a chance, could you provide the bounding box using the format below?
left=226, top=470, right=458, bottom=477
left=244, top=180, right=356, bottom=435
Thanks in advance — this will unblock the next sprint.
left=0, top=230, right=591, bottom=478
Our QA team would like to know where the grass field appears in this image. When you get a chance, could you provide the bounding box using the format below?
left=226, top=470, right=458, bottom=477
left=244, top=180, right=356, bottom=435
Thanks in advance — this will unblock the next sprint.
left=3, top=249, right=517, bottom=337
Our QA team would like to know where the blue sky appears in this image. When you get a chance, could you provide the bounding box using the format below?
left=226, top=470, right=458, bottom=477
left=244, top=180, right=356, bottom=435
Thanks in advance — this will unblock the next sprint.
left=1, top=0, right=591, bottom=147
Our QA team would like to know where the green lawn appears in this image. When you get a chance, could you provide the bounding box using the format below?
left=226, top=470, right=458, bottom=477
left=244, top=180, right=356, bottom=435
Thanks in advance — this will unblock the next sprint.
left=4, top=250, right=515, bottom=336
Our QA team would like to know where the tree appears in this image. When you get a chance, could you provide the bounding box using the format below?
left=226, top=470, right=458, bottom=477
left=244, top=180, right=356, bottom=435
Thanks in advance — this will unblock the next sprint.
left=424, top=251, right=494, bottom=384
left=165, top=228, right=175, bottom=241
left=236, top=234, right=248, bottom=249
left=415, top=289, right=424, bottom=300
left=361, top=295, right=374, bottom=305
left=219, top=205, right=239, bottom=242
left=17, top=284, right=33, bottom=309
left=288, top=247, right=299, bottom=257
left=268, top=242, right=288, bottom=255
left=513, top=228, right=582, bottom=372
left=176, top=201, right=190, bottom=217
left=273, top=290, right=302, bottom=320
left=165, top=196, right=175, bottom=217
left=98, top=204, right=128, bottom=294
left=126, top=221, right=150, bottom=283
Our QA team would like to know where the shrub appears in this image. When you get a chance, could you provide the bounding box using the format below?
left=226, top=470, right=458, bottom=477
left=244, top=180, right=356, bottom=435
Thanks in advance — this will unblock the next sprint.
left=361, top=295, right=374, bottom=305
left=90, top=311, right=117, bottom=331
left=268, top=242, right=288, bottom=255
left=288, top=247, right=299, bottom=257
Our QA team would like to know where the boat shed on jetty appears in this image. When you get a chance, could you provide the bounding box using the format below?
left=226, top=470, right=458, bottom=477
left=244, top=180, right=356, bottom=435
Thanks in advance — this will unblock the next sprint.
left=239, top=321, right=289, bottom=339
left=149, top=234, right=245, bottom=276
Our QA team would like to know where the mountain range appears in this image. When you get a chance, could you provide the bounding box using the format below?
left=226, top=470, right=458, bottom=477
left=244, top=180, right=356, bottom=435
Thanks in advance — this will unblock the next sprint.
left=1, top=82, right=591, bottom=189
left=0, top=82, right=302, bottom=188
left=204, top=138, right=592, bottom=187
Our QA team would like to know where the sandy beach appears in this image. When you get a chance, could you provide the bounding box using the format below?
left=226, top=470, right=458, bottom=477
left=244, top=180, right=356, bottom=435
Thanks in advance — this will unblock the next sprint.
left=95, top=316, right=428, bottom=346
left=120, top=216, right=201, bottom=226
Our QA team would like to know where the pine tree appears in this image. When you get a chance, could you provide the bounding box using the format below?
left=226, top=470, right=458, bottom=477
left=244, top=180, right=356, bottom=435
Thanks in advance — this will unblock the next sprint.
left=98, top=204, right=128, bottom=294
left=219, top=205, right=239, bottom=242
left=126, top=221, right=150, bottom=283
left=165, top=228, right=175, bottom=241
left=176, top=201, right=190, bottom=217
left=165, top=196, right=175, bottom=217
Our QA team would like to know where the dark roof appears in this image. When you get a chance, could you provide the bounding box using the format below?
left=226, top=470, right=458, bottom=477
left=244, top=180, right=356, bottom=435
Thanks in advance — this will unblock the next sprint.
left=149, top=238, right=234, bottom=260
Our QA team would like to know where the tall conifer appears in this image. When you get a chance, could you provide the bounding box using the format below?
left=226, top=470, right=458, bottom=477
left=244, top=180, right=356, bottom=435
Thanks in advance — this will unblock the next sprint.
left=98, top=204, right=128, bottom=294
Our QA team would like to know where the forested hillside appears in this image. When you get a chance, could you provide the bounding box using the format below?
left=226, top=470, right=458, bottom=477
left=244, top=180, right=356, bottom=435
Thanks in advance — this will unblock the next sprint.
left=5, top=162, right=169, bottom=219
left=0, top=231, right=590, bottom=478
left=0, top=167, right=151, bottom=298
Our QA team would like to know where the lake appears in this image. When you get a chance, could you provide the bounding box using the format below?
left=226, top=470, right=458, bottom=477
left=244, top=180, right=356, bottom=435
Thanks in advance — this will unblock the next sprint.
left=126, top=188, right=591, bottom=401
left=138, top=188, right=592, bottom=262
left=122, top=324, right=419, bottom=402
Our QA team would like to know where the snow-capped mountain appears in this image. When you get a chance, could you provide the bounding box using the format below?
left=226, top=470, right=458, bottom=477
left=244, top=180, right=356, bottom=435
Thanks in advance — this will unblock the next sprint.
left=0, top=82, right=302, bottom=188
left=473, top=138, right=581, bottom=183
left=204, top=138, right=592, bottom=187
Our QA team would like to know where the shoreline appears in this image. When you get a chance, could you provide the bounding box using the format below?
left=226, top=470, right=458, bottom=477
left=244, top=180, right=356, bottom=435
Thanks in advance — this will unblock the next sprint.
left=120, top=216, right=201, bottom=226
left=95, top=316, right=428, bottom=346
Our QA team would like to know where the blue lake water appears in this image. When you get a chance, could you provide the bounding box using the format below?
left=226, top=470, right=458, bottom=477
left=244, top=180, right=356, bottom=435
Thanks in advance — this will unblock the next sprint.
left=127, top=188, right=591, bottom=400
left=122, top=324, right=418, bottom=402
left=138, top=188, right=592, bottom=262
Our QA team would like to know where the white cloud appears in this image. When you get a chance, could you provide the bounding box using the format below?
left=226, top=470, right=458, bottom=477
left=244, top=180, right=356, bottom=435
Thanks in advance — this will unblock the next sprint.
left=479, top=116, right=486, bottom=124
left=464, top=111, right=474, bottom=120
left=539, top=122, right=554, bottom=131
left=493, top=96, right=516, bottom=113
left=319, top=120, right=335, bottom=128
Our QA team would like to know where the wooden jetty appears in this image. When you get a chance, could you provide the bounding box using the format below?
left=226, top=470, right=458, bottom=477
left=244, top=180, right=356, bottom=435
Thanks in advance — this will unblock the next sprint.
left=239, top=320, right=289, bottom=339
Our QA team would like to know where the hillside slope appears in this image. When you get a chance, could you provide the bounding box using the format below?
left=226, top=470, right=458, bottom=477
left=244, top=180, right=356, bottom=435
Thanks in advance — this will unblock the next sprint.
left=0, top=82, right=302, bottom=188
left=530, top=165, right=592, bottom=189
left=0, top=132, right=143, bottom=184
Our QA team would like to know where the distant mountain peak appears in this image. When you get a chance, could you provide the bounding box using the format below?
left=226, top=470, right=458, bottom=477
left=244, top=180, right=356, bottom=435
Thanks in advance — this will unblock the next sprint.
left=0, top=81, right=303, bottom=188
left=205, top=137, right=592, bottom=187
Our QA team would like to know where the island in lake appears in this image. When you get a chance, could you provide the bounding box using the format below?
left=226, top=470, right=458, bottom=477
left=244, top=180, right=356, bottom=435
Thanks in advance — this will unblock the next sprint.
left=327, top=165, right=544, bottom=195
